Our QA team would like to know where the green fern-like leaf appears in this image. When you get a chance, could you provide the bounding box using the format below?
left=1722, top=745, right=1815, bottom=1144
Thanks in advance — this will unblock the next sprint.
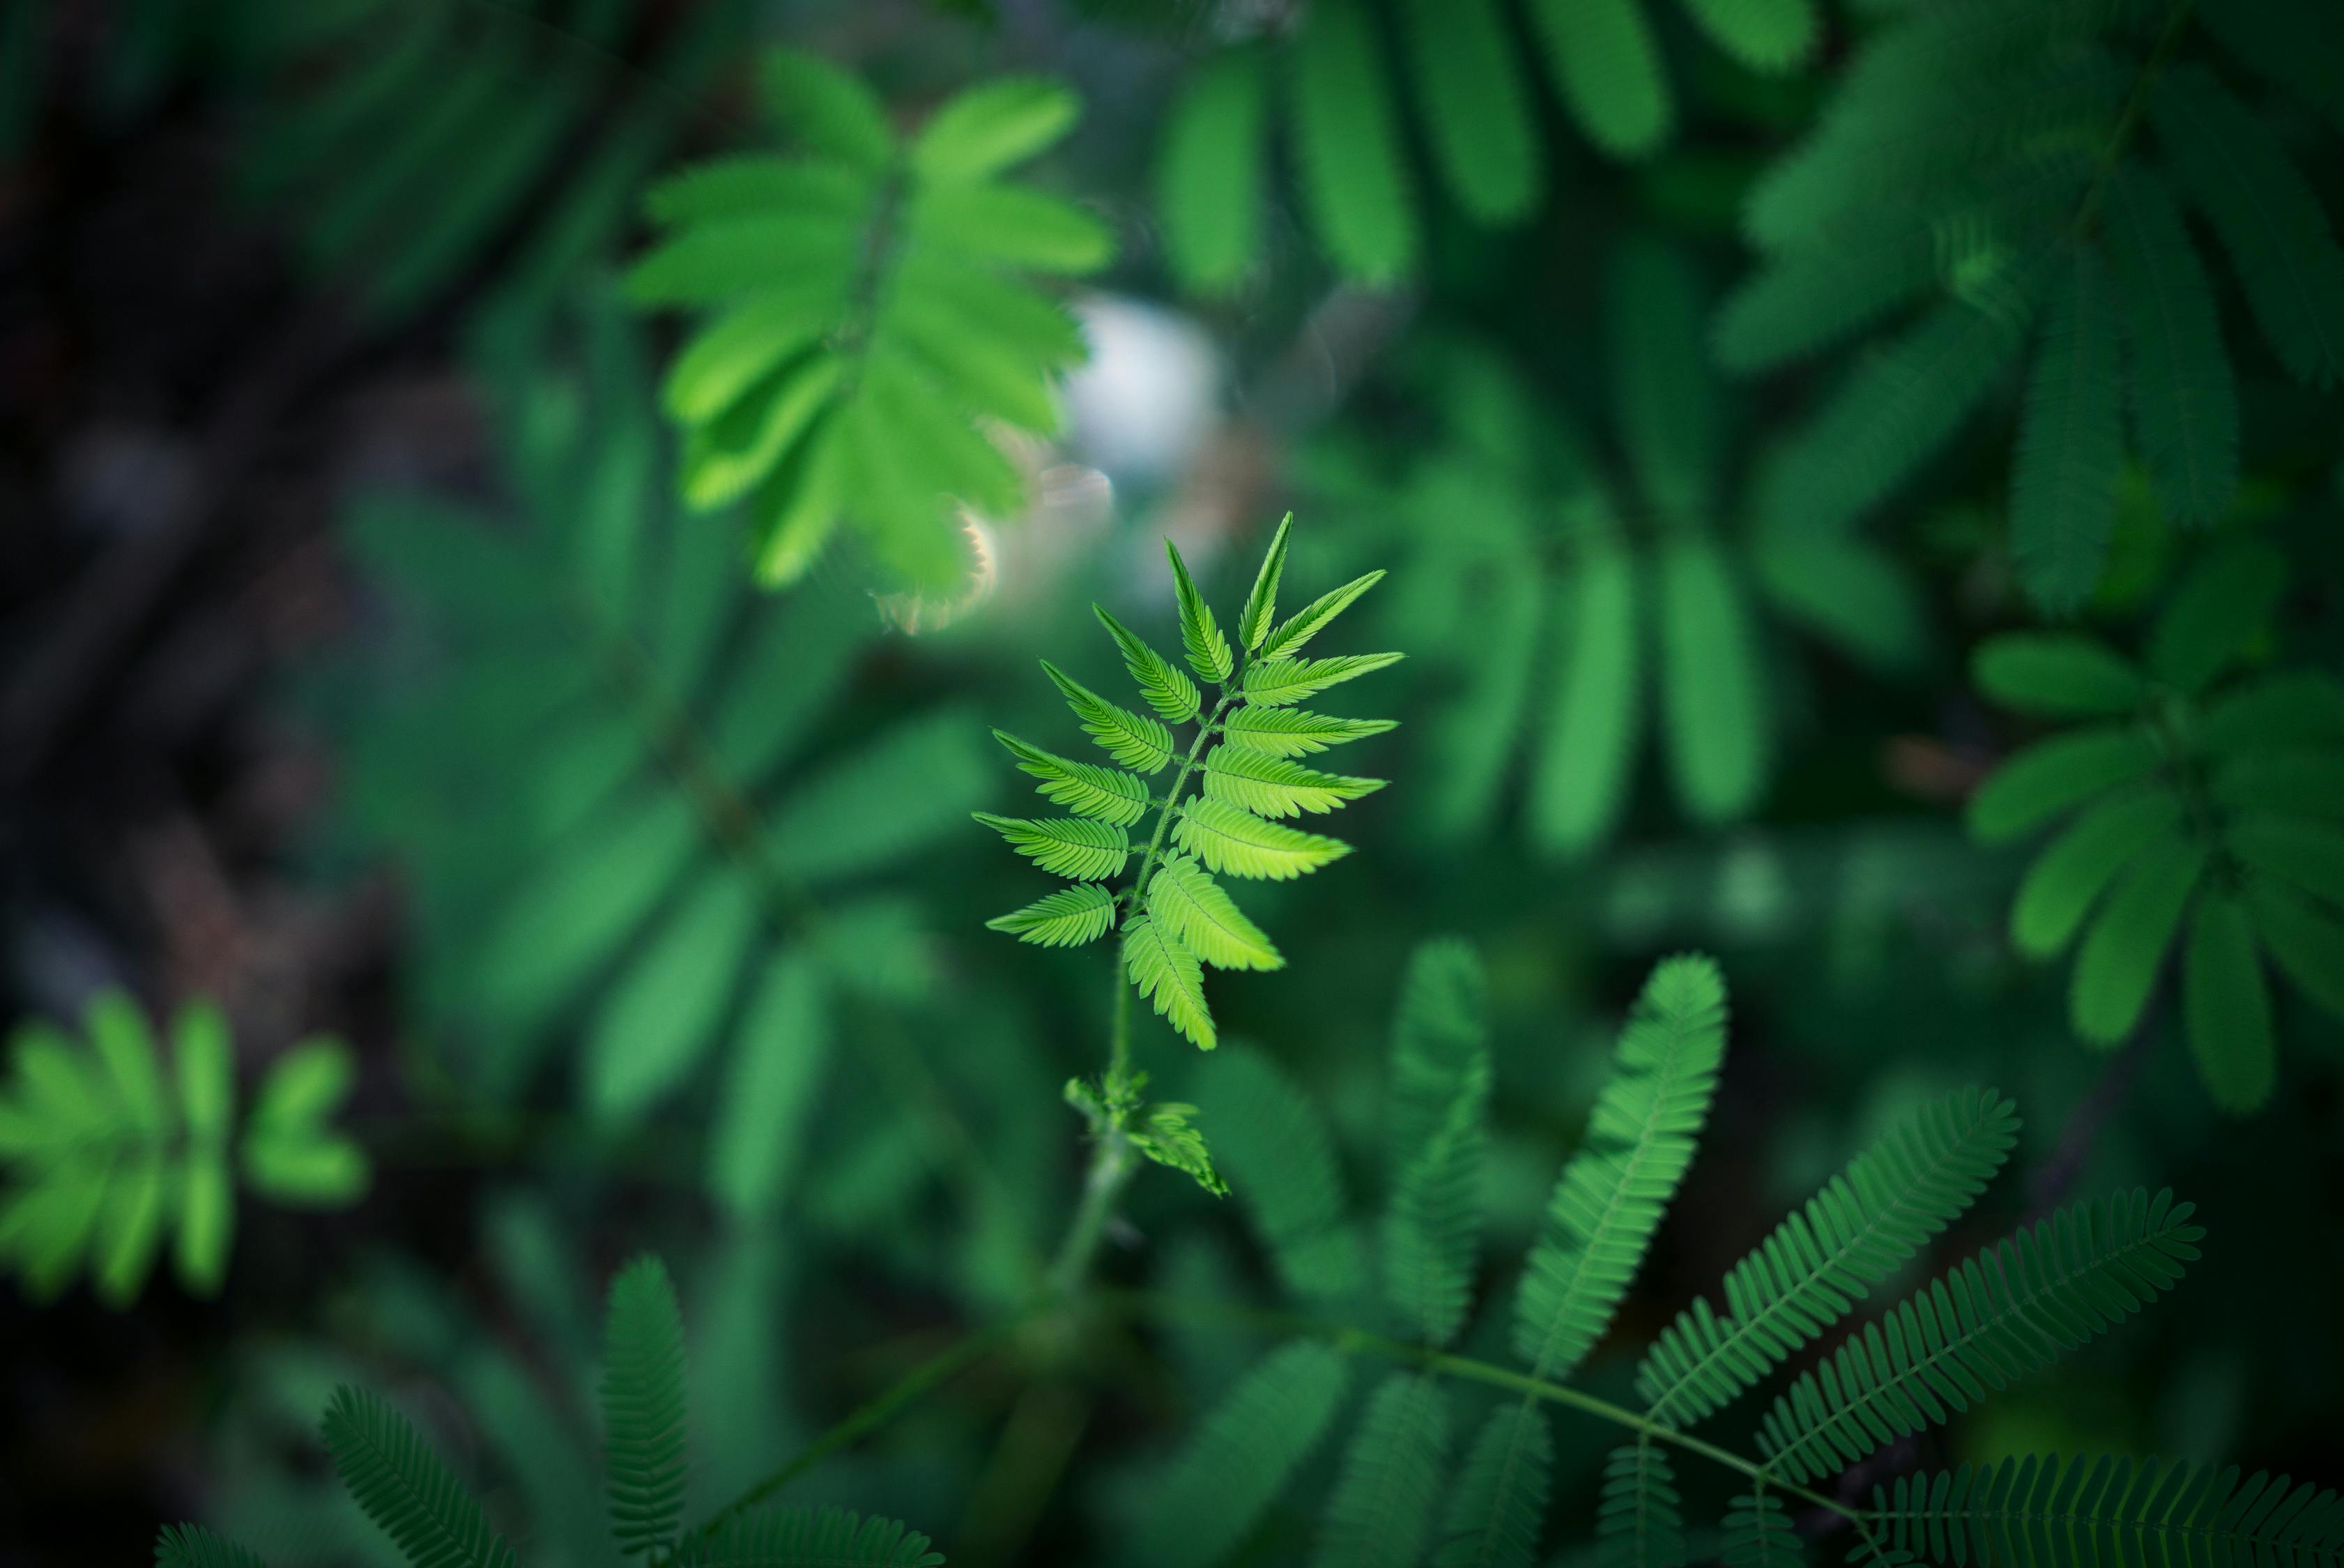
left=1290, top=1, right=1418, bottom=283
left=2102, top=166, right=2239, bottom=527
left=2151, top=64, right=2344, bottom=390
left=1432, top=1403, right=1554, bottom=1568
left=2010, top=246, right=2124, bottom=613
left=631, top=50, right=1108, bottom=585
left=1167, top=539, right=1236, bottom=685
left=1598, top=1439, right=1687, bottom=1568
left=675, top=1504, right=945, bottom=1566
left=2071, top=836, right=2207, bottom=1043
left=1260, top=571, right=1388, bottom=661
left=1637, top=1087, right=2021, bottom=1427
left=1526, top=0, right=1671, bottom=159
left=154, top=1523, right=274, bottom=1568
left=993, top=732, right=1153, bottom=827
left=1754, top=1188, right=2202, bottom=1483
left=2009, top=790, right=2183, bottom=958
left=1135, top=1341, right=1353, bottom=1568
left=1244, top=652, right=1406, bottom=709
left=0, top=996, right=364, bottom=1305
left=1045, top=661, right=1178, bottom=774
left=1313, top=1373, right=1452, bottom=1568
left=987, top=884, right=1119, bottom=947
left=1398, top=0, right=1542, bottom=223
left=1221, top=706, right=1397, bottom=758
left=1173, top=797, right=1352, bottom=881
left=1197, top=1047, right=1368, bottom=1305
left=1871, top=1453, right=2344, bottom=1568
left=603, top=1255, right=689, bottom=1555
left=1147, top=851, right=1285, bottom=971
left=1239, top=513, right=1293, bottom=653
left=1512, top=955, right=1727, bottom=1381
left=1972, top=634, right=2145, bottom=718
left=1382, top=941, right=1491, bottom=1348
left=1096, top=607, right=1204, bottom=723
left=973, top=813, right=1132, bottom=881
left=1124, top=913, right=1216, bottom=1051
left=1721, top=1489, right=1805, bottom=1568
left=1204, top=744, right=1387, bottom=818
left=322, top=1385, right=520, bottom=1568
left=1156, top=50, right=1269, bottom=294
left=1966, top=727, right=2161, bottom=844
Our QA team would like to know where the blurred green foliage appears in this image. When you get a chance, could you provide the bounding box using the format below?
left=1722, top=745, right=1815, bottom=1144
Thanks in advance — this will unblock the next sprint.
left=6, top=0, right=2343, bottom=1564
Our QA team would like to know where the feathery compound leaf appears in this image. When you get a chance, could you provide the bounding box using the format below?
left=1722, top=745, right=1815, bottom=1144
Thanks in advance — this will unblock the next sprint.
left=1174, top=797, right=1351, bottom=881
left=1044, top=661, right=1177, bottom=773
left=1223, top=706, right=1397, bottom=758
left=1755, top=1189, right=2203, bottom=1484
left=1967, top=727, right=2161, bottom=844
left=1260, top=571, right=1387, bottom=661
left=322, top=1386, right=519, bottom=1568
left=1722, top=1491, right=1805, bottom=1568
left=2072, top=837, right=2207, bottom=1044
left=155, top=1525, right=273, bottom=1568
left=1243, top=653, right=1404, bottom=709
left=1598, top=1440, right=1686, bottom=1568
left=2252, top=882, right=2344, bottom=1022
left=1136, top=1342, right=1352, bottom=1568
left=1773, top=272, right=2042, bottom=536
left=1167, top=540, right=1235, bottom=685
left=1972, top=634, right=2144, bottom=717
left=1289, top=2, right=1417, bottom=283
left=986, top=884, right=1117, bottom=948
left=1197, top=1047, right=1367, bottom=1305
left=1683, top=0, right=1818, bottom=74
left=1387, top=939, right=1489, bottom=1171
left=1433, top=1404, right=1553, bottom=1568
left=155, top=1519, right=272, bottom=1565
left=602, top=1256, right=689, bottom=1555
left=1124, top=913, right=1215, bottom=1051
left=1384, top=941, right=1490, bottom=1348
left=2103, top=166, right=2239, bottom=527
left=1158, top=51, right=1269, bottom=294
left=2011, top=247, right=2124, bottom=615
left=1239, top=514, right=1293, bottom=654
left=2152, top=66, right=2344, bottom=389
left=634, top=51, right=1105, bottom=585
left=1529, top=539, right=1641, bottom=857
left=993, top=732, right=1151, bottom=827
left=1313, top=1374, right=1452, bottom=1568
left=1872, top=1454, right=2344, bottom=1568
left=2147, top=539, right=2288, bottom=695
left=911, top=76, right=1078, bottom=181
left=1148, top=851, right=1284, bottom=971
left=2184, top=889, right=2276, bottom=1114
left=972, top=812, right=1131, bottom=881
left=1656, top=537, right=1766, bottom=824
left=2011, top=790, right=2184, bottom=958
left=1526, top=0, right=1671, bottom=160
left=676, top=1504, right=944, bottom=1566
left=1637, top=1087, right=2022, bottom=1427
left=1204, top=744, right=1387, bottom=818
left=1384, top=1073, right=1487, bottom=1350
left=1514, top=956, right=1727, bottom=1380
left=1399, top=0, right=1542, bottom=223
left=1131, top=1099, right=1230, bottom=1197
left=1096, top=606, right=1203, bottom=723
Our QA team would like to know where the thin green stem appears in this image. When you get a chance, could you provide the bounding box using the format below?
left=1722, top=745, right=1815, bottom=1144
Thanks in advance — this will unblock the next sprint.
left=1045, top=1130, right=1137, bottom=1300
left=689, top=1315, right=1027, bottom=1543
left=2069, top=0, right=2195, bottom=239
left=1101, top=1290, right=1876, bottom=1530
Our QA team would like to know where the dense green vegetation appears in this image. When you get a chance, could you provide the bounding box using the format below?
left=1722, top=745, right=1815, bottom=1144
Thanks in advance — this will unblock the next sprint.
left=3, top=0, right=2341, bottom=1563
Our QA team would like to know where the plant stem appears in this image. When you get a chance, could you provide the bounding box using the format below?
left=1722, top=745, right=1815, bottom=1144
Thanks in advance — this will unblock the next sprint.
left=689, top=1315, right=1027, bottom=1543
left=1101, top=1289, right=1878, bottom=1531
left=1045, top=1130, right=1137, bottom=1300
